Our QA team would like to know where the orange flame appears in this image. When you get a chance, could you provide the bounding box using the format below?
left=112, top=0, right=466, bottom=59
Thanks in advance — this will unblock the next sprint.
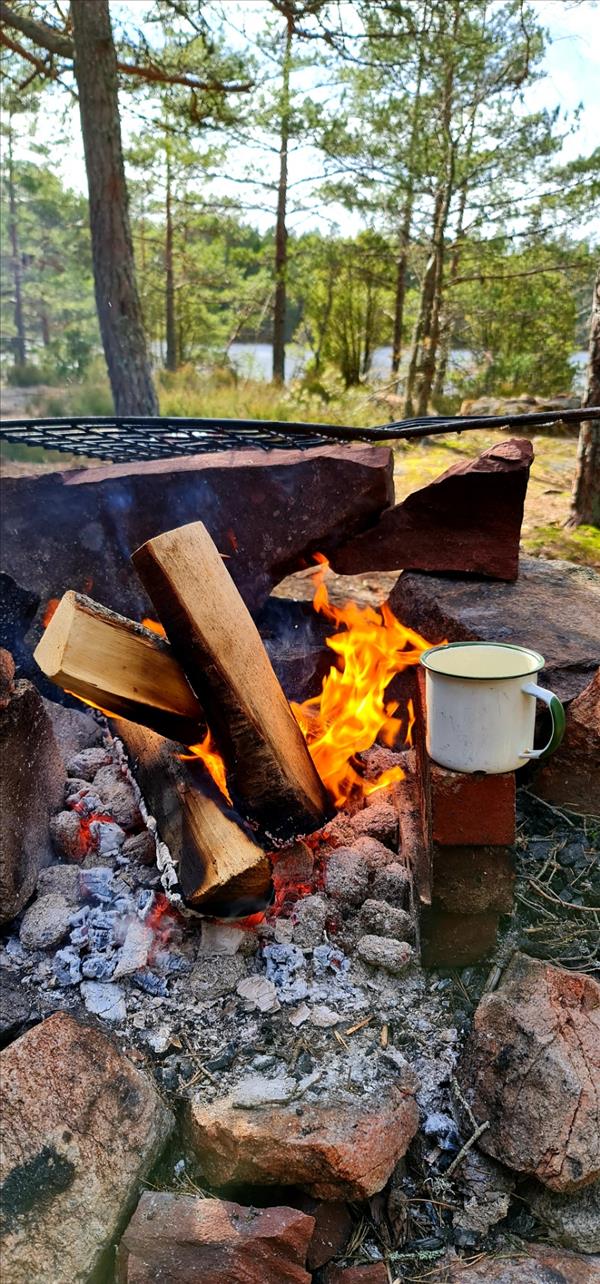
left=179, top=728, right=232, bottom=805
left=42, top=598, right=60, bottom=628
left=291, top=559, right=430, bottom=808
left=142, top=617, right=167, bottom=637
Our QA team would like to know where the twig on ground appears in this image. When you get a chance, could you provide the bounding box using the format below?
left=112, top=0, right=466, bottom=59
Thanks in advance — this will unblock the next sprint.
left=445, top=1120, right=491, bottom=1177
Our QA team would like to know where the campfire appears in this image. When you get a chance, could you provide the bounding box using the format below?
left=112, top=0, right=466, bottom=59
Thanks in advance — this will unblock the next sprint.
left=35, top=519, right=429, bottom=920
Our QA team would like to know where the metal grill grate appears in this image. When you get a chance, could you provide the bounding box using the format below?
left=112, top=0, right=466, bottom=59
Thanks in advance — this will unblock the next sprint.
left=0, top=416, right=340, bottom=463
left=1, top=408, right=598, bottom=464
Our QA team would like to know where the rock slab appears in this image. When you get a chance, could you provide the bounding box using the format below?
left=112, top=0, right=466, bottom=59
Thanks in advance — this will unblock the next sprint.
left=532, top=668, right=600, bottom=814
left=186, top=1085, right=419, bottom=1200
left=429, top=1245, right=600, bottom=1282
left=459, top=953, right=600, bottom=1191
left=331, top=439, right=533, bottom=581
left=0, top=1012, right=173, bottom=1284
left=0, top=678, right=65, bottom=924
left=117, top=1192, right=315, bottom=1284
left=389, top=555, right=600, bottom=705
left=1, top=445, right=393, bottom=625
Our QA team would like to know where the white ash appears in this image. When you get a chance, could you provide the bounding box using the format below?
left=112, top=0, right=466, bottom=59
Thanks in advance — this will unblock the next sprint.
left=357, top=935, right=414, bottom=974
left=80, top=981, right=127, bottom=1022
left=1, top=725, right=461, bottom=1146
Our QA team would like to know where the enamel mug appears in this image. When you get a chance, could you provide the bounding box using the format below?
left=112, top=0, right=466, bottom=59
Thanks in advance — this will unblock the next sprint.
left=419, top=642, right=566, bottom=774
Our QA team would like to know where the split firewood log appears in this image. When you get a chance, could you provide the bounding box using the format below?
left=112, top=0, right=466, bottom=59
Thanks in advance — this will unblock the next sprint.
left=115, top=717, right=272, bottom=915
left=34, top=591, right=204, bottom=744
left=133, top=521, right=330, bottom=839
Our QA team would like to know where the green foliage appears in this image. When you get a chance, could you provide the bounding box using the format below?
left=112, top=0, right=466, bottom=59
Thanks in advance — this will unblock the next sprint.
left=450, top=241, right=594, bottom=397
left=0, top=150, right=99, bottom=381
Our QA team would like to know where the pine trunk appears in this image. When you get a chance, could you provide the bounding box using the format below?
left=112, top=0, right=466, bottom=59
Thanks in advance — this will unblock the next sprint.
left=165, top=151, right=177, bottom=372
left=7, top=123, right=26, bottom=367
left=70, top=0, right=158, bottom=415
left=272, top=13, right=293, bottom=385
left=569, top=268, right=600, bottom=528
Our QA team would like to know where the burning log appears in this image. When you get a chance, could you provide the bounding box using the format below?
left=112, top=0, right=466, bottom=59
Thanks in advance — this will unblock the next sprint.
left=133, top=521, right=330, bottom=839
left=116, top=717, right=272, bottom=915
left=33, top=591, right=204, bottom=744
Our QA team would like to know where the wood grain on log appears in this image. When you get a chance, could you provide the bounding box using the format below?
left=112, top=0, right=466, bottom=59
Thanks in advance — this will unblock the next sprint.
left=116, top=717, right=272, bottom=914
left=34, top=591, right=204, bottom=744
left=133, top=521, right=329, bottom=839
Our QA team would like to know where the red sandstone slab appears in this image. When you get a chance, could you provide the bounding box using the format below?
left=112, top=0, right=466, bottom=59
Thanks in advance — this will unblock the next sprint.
left=185, top=1084, right=419, bottom=1200
left=0, top=445, right=393, bottom=626
left=460, top=954, right=600, bottom=1192
left=429, top=1246, right=599, bottom=1283
left=430, top=764, right=516, bottom=847
left=389, top=555, right=600, bottom=706
left=117, top=1193, right=315, bottom=1284
left=0, top=1013, right=173, bottom=1284
left=330, top=439, right=533, bottom=582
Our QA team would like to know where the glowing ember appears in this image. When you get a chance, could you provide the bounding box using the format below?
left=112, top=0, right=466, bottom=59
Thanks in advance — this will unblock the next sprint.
left=142, top=617, right=167, bottom=637
left=145, top=892, right=181, bottom=961
left=65, top=689, right=121, bottom=720
left=291, top=558, right=431, bottom=807
left=42, top=598, right=60, bottom=628
left=179, top=729, right=232, bottom=805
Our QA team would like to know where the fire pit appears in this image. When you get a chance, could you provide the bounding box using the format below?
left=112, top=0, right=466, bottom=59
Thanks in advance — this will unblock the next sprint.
left=1, top=420, right=598, bottom=1284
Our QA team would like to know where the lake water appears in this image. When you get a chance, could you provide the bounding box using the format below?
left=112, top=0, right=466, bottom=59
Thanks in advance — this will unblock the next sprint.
left=227, top=342, right=588, bottom=390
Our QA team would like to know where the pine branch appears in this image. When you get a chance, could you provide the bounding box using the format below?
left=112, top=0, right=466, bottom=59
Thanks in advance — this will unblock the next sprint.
left=0, top=1, right=252, bottom=93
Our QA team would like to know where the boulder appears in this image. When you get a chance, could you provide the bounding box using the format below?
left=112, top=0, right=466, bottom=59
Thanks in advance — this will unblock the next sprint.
left=0, top=679, right=65, bottom=924
left=460, top=392, right=581, bottom=420
left=388, top=556, right=600, bottom=704
left=117, top=1193, right=315, bottom=1284
left=532, top=669, right=600, bottom=814
left=1, top=445, right=393, bottom=626
left=185, top=1084, right=419, bottom=1200
left=459, top=954, right=600, bottom=1191
left=524, top=1178, right=600, bottom=1254
left=330, top=440, right=533, bottom=582
left=429, top=1246, right=599, bottom=1282
left=0, top=1012, right=173, bottom=1284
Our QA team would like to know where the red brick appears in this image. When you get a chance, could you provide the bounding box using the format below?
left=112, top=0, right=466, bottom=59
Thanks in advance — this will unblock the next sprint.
left=430, top=764, right=515, bottom=847
left=432, top=845, right=515, bottom=915
left=420, top=909, right=499, bottom=968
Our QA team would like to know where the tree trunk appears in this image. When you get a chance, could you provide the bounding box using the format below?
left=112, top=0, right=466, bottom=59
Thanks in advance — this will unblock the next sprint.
left=164, top=149, right=177, bottom=372
left=7, top=121, right=26, bottom=367
left=391, top=22, right=427, bottom=378
left=70, top=0, right=158, bottom=415
left=569, top=268, right=600, bottom=528
left=404, top=2, right=459, bottom=417
left=272, top=12, right=293, bottom=385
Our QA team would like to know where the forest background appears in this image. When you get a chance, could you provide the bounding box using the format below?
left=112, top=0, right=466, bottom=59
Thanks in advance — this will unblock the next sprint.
left=1, top=0, right=599, bottom=554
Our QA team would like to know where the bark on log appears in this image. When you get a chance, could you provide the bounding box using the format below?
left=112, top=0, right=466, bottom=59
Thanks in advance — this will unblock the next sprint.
left=70, top=0, right=158, bottom=415
left=116, top=718, right=272, bottom=915
left=133, top=521, right=329, bottom=839
left=34, top=591, right=204, bottom=744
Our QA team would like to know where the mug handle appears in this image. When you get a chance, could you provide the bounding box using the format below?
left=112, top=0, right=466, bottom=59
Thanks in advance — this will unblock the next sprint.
left=520, top=682, right=566, bottom=761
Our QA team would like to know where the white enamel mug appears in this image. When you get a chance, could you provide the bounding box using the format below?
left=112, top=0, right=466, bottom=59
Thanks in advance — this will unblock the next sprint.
left=420, top=642, right=566, bottom=774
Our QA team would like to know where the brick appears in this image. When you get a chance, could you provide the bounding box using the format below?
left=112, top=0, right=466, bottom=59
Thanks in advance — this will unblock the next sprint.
left=430, top=764, right=515, bottom=847
left=420, top=909, right=499, bottom=968
left=432, top=845, right=515, bottom=915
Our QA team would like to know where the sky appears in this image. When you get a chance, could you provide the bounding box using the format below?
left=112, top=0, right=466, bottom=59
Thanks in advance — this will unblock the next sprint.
left=7, top=0, right=600, bottom=236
